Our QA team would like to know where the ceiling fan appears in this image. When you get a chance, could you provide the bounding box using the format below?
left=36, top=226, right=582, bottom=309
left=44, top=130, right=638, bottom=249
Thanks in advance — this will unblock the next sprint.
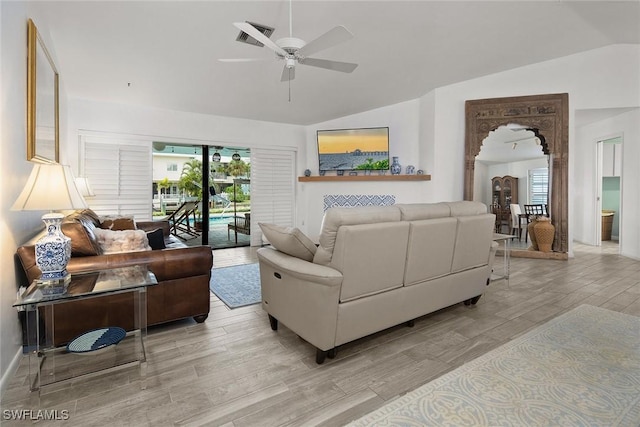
left=219, top=1, right=358, bottom=82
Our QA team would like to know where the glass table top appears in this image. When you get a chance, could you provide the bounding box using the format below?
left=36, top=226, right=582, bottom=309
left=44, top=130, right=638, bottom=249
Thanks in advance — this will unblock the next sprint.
left=13, top=265, right=157, bottom=307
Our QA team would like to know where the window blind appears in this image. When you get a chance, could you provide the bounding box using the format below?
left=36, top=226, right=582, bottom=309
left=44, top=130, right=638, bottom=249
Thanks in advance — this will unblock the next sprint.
left=80, top=135, right=153, bottom=221
left=529, top=167, right=549, bottom=205
left=250, top=148, right=296, bottom=246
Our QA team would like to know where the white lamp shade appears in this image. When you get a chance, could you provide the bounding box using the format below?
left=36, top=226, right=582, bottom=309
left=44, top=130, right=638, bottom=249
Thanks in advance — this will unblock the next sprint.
left=74, top=177, right=96, bottom=198
left=12, top=163, right=88, bottom=211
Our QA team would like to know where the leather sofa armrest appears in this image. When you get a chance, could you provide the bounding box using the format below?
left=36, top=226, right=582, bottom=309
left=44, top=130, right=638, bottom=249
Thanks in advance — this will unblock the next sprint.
left=137, top=220, right=170, bottom=237
left=257, top=247, right=343, bottom=287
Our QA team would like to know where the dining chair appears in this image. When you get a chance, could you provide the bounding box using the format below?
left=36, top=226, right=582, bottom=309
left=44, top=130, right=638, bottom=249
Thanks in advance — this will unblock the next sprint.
left=510, top=204, right=527, bottom=241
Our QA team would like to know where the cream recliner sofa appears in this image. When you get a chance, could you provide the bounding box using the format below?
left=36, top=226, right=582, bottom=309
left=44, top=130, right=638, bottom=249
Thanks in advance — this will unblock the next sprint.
left=257, top=201, right=496, bottom=363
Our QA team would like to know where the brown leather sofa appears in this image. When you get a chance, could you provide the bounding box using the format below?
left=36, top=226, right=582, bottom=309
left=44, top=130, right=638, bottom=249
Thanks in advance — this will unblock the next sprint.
left=16, top=209, right=213, bottom=345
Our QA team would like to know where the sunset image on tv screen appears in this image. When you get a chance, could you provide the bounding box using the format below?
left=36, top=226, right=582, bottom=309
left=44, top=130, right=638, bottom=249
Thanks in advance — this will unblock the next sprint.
left=317, top=127, right=389, bottom=171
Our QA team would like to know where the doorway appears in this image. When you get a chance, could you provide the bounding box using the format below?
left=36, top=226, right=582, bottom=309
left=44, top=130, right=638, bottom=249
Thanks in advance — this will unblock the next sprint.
left=596, top=136, right=623, bottom=248
left=151, top=142, right=251, bottom=249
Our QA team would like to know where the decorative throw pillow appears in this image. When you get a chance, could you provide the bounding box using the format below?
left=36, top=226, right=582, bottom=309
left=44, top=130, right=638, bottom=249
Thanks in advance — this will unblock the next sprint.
left=61, top=209, right=103, bottom=256
left=93, top=228, right=151, bottom=254
left=146, top=228, right=166, bottom=250
left=100, top=215, right=137, bottom=231
left=61, top=222, right=102, bottom=256
left=259, top=223, right=317, bottom=262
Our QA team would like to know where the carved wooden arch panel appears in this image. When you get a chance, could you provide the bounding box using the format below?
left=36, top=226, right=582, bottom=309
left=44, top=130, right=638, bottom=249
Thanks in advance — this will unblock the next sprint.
left=465, top=93, right=569, bottom=253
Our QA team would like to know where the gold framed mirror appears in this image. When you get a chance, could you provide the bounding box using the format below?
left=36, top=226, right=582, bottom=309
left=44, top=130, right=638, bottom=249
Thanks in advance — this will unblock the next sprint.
left=27, top=19, right=59, bottom=163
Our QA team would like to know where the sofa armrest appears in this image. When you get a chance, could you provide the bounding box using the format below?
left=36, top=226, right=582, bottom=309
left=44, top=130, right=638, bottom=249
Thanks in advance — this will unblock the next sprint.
left=257, top=247, right=343, bottom=351
left=137, top=220, right=170, bottom=237
left=257, top=247, right=343, bottom=287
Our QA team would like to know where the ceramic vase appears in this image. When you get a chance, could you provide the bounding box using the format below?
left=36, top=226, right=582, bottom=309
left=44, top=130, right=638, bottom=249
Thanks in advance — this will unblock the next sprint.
left=390, top=157, right=402, bottom=175
left=534, top=217, right=555, bottom=252
left=35, top=213, right=72, bottom=283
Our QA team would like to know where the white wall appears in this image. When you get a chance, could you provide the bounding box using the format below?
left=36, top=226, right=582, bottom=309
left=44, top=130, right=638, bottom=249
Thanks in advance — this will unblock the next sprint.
left=300, top=45, right=640, bottom=245
left=430, top=44, right=640, bottom=257
left=574, top=109, right=640, bottom=259
left=299, top=99, right=428, bottom=238
left=66, top=98, right=305, bottom=175
left=0, top=2, right=71, bottom=396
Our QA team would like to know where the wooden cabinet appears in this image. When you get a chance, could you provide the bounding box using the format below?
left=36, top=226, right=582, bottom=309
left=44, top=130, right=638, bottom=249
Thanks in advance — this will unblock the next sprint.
left=491, top=176, right=518, bottom=232
left=491, top=175, right=518, bottom=211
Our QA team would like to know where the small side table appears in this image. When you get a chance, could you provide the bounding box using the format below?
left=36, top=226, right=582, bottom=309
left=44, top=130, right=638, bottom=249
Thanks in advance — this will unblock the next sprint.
left=492, top=233, right=517, bottom=286
left=13, top=265, right=157, bottom=393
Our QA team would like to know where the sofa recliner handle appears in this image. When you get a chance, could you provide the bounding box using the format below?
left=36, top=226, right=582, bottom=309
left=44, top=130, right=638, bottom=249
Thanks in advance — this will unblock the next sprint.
left=274, top=272, right=282, bottom=279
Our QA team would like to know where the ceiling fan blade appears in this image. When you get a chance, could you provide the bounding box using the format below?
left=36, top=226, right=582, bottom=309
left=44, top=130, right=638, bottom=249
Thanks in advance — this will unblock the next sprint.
left=218, top=58, right=270, bottom=63
left=234, top=22, right=288, bottom=57
left=281, top=65, right=295, bottom=82
left=297, top=26, right=354, bottom=57
left=299, top=57, right=358, bottom=73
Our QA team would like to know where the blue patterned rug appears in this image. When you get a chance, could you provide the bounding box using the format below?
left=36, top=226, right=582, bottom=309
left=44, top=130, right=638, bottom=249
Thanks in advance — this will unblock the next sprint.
left=349, top=305, right=640, bottom=426
left=209, top=263, right=261, bottom=309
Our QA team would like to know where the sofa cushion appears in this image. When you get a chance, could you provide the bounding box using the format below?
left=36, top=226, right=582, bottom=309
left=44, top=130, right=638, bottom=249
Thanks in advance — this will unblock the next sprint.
left=446, top=201, right=489, bottom=216
left=404, top=217, right=457, bottom=285
left=331, top=221, right=410, bottom=302
left=93, top=228, right=151, bottom=254
left=146, top=228, right=166, bottom=250
left=396, top=203, right=451, bottom=221
left=314, top=206, right=401, bottom=266
left=100, top=215, right=137, bottom=230
left=259, top=223, right=317, bottom=262
left=451, top=214, right=495, bottom=273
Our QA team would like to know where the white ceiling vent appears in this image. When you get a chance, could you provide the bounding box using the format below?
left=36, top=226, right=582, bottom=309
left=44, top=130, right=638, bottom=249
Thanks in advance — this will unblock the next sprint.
left=236, top=22, right=274, bottom=47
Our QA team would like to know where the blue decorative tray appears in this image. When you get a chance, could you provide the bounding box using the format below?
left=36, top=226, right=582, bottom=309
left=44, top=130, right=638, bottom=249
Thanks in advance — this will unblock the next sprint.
left=66, top=327, right=127, bottom=355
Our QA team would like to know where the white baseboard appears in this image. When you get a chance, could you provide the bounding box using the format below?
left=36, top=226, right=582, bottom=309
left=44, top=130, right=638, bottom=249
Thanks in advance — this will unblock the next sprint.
left=0, top=347, right=23, bottom=403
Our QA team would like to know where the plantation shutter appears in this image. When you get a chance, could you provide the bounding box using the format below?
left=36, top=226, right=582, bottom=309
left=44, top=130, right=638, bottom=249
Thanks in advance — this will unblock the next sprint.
left=529, top=167, right=549, bottom=205
left=80, top=134, right=153, bottom=221
left=250, top=148, right=296, bottom=246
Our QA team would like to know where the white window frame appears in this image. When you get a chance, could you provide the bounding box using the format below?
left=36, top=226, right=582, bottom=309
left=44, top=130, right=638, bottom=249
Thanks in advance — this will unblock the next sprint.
left=528, top=167, right=549, bottom=205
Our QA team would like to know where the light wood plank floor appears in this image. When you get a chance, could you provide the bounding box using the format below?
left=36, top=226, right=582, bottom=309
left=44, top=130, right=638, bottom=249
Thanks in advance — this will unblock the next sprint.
left=2, top=242, right=639, bottom=426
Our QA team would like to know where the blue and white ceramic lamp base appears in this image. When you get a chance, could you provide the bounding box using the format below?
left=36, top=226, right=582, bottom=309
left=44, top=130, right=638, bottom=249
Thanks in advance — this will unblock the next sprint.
left=35, top=212, right=72, bottom=288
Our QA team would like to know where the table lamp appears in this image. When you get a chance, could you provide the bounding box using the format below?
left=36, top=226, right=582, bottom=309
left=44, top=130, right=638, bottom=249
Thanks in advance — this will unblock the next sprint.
left=74, top=176, right=96, bottom=198
left=12, top=163, right=88, bottom=285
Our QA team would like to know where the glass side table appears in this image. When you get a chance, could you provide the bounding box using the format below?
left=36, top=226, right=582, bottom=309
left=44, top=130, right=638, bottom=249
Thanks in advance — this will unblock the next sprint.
left=492, top=233, right=517, bottom=286
left=13, top=265, right=157, bottom=393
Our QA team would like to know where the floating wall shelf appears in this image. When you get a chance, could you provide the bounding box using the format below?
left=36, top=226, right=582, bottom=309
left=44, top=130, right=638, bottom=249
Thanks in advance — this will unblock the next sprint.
left=298, top=175, right=431, bottom=182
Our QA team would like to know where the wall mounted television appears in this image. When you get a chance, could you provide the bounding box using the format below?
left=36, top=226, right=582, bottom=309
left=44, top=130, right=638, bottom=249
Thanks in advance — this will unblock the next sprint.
left=317, top=127, right=389, bottom=171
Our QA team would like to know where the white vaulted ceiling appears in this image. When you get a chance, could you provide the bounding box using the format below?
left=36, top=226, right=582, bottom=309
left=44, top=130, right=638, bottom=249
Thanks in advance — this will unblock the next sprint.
left=34, top=1, right=640, bottom=125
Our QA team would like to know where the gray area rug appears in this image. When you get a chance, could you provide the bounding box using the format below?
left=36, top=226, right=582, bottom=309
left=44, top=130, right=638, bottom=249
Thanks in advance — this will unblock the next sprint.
left=349, top=305, right=640, bottom=426
left=209, top=263, right=261, bottom=309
